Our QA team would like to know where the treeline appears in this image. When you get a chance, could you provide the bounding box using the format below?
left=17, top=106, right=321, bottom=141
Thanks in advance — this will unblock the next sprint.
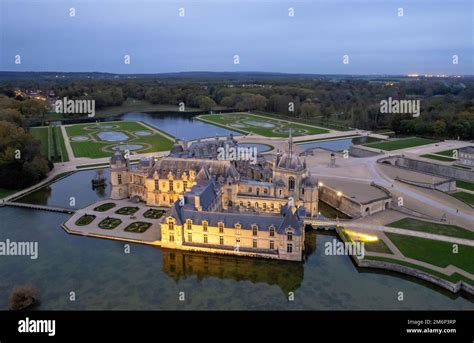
left=1, top=77, right=473, bottom=138
left=0, top=96, right=51, bottom=189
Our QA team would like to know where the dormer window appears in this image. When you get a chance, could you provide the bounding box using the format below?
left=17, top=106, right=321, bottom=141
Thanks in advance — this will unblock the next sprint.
left=288, top=177, right=295, bottom=191
left=287, top=231, right=293, bottom=241
left=168, top=218, right=174, bottom=231
left=269, top=226, right=275, bottom=237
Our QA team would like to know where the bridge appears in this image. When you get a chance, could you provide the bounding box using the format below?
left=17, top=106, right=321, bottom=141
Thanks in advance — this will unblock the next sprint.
left=2, top=201, right=75, bottom=214
left=301, top=216, right=351, bottom=230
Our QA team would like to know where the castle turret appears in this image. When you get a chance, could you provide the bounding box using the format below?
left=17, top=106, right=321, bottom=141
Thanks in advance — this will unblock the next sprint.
left=110, top=151, right=130, bottom=199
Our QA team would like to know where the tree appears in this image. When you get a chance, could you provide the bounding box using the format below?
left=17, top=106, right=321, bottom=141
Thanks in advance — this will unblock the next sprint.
left=20, top=99, right=49, bottom=118
left=198, top=96, right=216, bottom=111
left=300, top=101, right=317, bottom=118
left=433, top=120, right=447, bottom=137
left=0, top=108, right=25, bottom=127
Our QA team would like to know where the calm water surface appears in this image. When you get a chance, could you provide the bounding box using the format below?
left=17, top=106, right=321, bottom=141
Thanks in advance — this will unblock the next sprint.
left=120, top=112, right=239, bottom=140
left=297, top=136, right=381, bottom=152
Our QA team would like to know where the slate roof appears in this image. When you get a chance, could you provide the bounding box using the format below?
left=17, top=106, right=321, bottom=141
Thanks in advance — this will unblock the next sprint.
left=184, top=180, right=219, bottom=211
left=460, top=146, right=474, bottom=155
left=110, top=151, right=127, bottom=164
left=149, top=157, right=240, bottom=179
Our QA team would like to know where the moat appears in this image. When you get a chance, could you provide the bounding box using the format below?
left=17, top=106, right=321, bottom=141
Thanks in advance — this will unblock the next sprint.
left=2, top=168, right=473, bottom=310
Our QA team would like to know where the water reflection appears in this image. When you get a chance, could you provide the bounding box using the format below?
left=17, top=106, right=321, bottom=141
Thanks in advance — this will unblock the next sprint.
left=162, top=249, right=305, bottom=295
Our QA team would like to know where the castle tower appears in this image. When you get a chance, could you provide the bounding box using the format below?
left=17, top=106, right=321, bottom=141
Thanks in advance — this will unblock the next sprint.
left=301, top=172, right=319, bottom=217
left=272, top=129, right=305, bottom=199
left=110, top=151, right=130, bottom=199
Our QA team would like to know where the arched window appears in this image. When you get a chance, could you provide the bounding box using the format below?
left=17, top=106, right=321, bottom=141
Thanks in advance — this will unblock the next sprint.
left=288, top=177, right=295, bottom=191
left=202, top=220, right=208, bottom=232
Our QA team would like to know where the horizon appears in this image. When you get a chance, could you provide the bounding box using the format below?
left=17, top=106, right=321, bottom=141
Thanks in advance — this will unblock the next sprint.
left=0, top=70, right=472, bottom=77
left=1, top=0, right=473, bottom=75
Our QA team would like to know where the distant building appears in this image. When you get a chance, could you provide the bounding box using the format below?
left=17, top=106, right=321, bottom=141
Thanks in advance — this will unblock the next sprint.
left=458, top=146, right=474, bottom=167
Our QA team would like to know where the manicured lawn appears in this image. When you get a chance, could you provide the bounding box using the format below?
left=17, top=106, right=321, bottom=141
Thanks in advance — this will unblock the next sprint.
left=143, top=209, right=165, bottom=219
left=94, top=203, right=116, bottom=212
left=124, top=221, right=152, bottom=233
left=364, top=255, right=474, bottom=286
left=431, top=149, right=458, bottom=157
left=115, top=206, right=139, bottom=215
left=98, top=217, right=122, bottom=230
left=31, top=126, right=69, bottom=162
left=387, top=218, right=474, bottom=240
left=385, top=232, right=474, bottom=274
left=54, top=126, right=69, bottom=162
left=363, top=239, right=393, bottom=254
left=65, top=121, right=174, bottom=158
left=456, top=180, right=474, bottom=192
left=75, top=214, right=96, bottom=226
left=198, top=112, right=329, bottom=137
left=451, top=191, right=474, bottom=205
left=364, top=137, right=437, bottom=151
left=30, top=127, right=49, bottom=157
left=420, top=154, right=455, bottom=162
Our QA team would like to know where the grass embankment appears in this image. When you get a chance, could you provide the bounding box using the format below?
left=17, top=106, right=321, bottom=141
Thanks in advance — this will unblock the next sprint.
left=387, top=218, right=474, bottom=240
left=385, top=233, right=474, bottom=275
left=31, top=126, right=69, bottom=162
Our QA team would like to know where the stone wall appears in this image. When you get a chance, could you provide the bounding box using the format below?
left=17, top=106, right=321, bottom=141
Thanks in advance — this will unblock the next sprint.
left=380, top=156, right=474, bottom=182
left=357, top=259, right=474, bottom=295
left=395, top=177, right=456, bottom=192
left=319, top=186, right=360, bottom=217
left=349, top=146, right=383, bottom=158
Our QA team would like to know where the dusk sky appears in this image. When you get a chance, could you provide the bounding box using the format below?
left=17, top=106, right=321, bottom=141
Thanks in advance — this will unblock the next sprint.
left=1, top=0, right=472, bottom=75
